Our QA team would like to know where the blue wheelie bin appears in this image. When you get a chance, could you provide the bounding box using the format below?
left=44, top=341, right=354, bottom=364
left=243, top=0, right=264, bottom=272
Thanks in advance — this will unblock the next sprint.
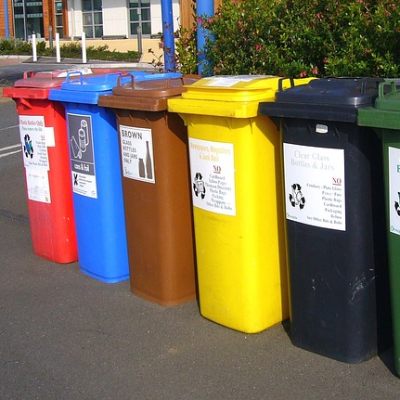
left=49, top=71, right=182, bottom=283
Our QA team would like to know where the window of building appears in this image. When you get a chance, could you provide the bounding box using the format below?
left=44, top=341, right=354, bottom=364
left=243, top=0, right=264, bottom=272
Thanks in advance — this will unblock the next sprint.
left=13, top=0, right=44, bottom=40
left=54, top=0, right=65, bottom=38
left=82, top=0, right=103, bottom=38
left=129, top=0, right=151, bottom=36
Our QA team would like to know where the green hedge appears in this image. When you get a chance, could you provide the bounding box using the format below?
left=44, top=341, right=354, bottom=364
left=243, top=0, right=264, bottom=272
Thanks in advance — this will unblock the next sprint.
left=188, top=0, right=400, bottom=77
left=0, top=39, right=140, bottom=62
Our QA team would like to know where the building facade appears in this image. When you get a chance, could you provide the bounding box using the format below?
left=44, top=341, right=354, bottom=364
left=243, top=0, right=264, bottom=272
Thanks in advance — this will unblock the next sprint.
left=0, top=0, right=182, bottom=41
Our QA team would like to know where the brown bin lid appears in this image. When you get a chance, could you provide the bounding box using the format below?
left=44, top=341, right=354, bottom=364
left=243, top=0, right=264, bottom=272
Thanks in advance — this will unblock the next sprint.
left=99, top=75, right=199, bottom=112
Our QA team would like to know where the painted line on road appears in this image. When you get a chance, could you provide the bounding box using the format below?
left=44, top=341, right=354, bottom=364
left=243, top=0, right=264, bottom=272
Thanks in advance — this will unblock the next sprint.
left=0, top=149, right=21, bottom=159
left=0, top=124, right=18, bottom=132
left=0, top=143, right=21, bottom=152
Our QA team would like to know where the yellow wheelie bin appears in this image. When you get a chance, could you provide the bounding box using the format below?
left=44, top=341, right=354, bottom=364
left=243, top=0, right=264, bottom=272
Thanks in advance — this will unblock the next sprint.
left=168, top=75, right=313, bottom=333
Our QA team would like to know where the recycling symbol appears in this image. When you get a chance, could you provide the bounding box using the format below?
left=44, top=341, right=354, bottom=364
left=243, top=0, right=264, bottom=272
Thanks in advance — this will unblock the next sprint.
left=23, top=134, right=34, bottom=159
left=289, top=183, right=305, bottom=209
left=193, top=172, right=206, bottom=199
left=394, top=193, right=400, bottom=216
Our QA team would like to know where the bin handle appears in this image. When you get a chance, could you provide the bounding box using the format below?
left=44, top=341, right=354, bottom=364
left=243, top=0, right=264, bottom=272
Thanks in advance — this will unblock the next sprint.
left=65, top=70, right=85, bottom=84
left=378, top=80, right=397, bottom=98
left=116, top=72, right=134, bottom=88
left=278, top=77, right=295, bottom=92
left=23, top=71, right=36, bottom=79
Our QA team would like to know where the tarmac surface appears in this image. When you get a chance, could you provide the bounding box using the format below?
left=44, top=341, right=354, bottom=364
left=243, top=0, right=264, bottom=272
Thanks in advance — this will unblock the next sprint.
left=1, top=58, right=400, bottom=399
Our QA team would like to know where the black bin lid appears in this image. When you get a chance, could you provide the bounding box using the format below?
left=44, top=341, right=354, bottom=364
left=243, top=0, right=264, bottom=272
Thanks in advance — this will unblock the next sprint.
left=259, top=77, right=384, bottom=123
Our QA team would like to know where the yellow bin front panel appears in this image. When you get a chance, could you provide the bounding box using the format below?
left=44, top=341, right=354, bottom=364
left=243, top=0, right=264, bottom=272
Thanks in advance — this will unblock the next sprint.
left=186, top=114, right=288, bottom=333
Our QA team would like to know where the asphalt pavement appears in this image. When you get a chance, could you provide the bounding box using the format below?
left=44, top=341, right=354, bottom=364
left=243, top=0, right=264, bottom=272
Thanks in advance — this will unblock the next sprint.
left=1, top=59, right=400, bottom=400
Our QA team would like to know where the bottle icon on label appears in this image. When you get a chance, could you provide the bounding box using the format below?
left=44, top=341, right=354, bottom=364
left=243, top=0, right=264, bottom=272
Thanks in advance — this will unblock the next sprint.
left=71, top=119, right=90, bottom=160
left=78, top=120, right=89, bottom=153
left=138, top=158, right=145, bottom=178
left=145, top=141, right=153, bottom=180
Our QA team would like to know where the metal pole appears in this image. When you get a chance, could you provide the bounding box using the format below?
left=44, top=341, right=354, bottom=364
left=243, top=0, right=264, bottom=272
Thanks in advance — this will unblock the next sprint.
left=81, top=31, right=87, bottom=63
left=137, top=0, right=143, bottom=54
left=3, top=0, right=10, bottom=38
left=32, top=33, right=37, bottom=62
left=49, top=26, right=53, bottom=49
left=23, top=0, right=27, bottom=41
left=160, top=0, right=175, bottom=72
left=56, top=32, right=61, bottom=63
left=197, top=0, right=214, bottom=75
left=137, top=25, right=143, bottom=55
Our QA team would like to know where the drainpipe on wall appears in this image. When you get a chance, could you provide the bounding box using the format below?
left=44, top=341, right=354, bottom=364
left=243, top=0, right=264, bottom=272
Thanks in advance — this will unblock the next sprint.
left=160, top=0, right=175, bottom=72
left=4, top=0, right=10, bottom=37
left=197, top=0, right=214, bottom=75
left=71, top=0, right=75, bottom=40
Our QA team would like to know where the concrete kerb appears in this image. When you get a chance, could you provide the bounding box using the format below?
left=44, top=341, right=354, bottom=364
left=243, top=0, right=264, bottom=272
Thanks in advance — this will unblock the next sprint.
left=0, top=55, right=31, bottom=61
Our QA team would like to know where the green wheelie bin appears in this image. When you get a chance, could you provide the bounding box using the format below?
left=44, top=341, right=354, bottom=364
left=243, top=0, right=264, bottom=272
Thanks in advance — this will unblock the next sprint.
left=358, top=80, right=400, bottom=374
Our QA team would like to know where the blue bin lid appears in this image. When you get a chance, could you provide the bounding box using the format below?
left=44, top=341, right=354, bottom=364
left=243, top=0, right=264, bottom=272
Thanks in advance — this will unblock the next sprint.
left=138, top=72, right=182, bottom=81
left=49, top=71, right=182, bottom=105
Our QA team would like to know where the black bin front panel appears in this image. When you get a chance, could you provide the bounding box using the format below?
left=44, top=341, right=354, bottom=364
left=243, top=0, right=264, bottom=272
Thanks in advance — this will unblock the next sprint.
left=282, top=118, right=390, bottom=363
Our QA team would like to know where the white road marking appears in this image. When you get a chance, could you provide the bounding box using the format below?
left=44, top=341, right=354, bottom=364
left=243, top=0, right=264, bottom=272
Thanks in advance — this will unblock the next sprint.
left=0, top=143, right=21, bottom=152
left=0, top=124, right=19, bottom=132
left=0, top=149, right=22, bottom=159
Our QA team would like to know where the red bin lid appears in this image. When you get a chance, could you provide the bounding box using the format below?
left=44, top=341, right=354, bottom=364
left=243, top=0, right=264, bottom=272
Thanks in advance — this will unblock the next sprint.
left=3, top=68, right=95, bottom=99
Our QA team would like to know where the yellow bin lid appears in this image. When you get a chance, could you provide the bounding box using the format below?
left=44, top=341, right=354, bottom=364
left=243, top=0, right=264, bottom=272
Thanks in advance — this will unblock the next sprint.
left=168, top=75, right=314, bottom=118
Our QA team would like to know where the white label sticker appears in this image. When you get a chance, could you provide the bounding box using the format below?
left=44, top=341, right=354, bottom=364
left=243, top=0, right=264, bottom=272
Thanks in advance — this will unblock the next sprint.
left=316, top=124, right=328, bottom=134
left=204, top=75, right=268, bottom=87
left=388, top=147, right=400, bottom=235
left=119, top=125, right=155, bottom=184
left=25, top=168, right=51, bottom=203
left=45, top=127, right=55, bottom=147
left=19, top=115, right=49, bottom=170
left=71, top=171, right=97, bottom=199
left=189, top=138, right=236, bottom=216
left=68, top=113, right=97, bottom=198
left=283, top=143, right=346, bottom=231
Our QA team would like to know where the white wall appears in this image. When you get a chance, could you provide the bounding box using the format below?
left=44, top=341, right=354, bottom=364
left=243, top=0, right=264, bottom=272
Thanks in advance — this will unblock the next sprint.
left=102, top=0, right=129, bottom=37
left=66, top=0, right=181, bottom=38
left=150, top=0, right=180, bottom=35
left=67, top=0, right=83, bottom=38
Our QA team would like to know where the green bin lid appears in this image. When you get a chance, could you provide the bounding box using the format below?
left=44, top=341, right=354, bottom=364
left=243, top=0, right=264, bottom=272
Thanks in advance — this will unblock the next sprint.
left=358, top=80, right=400, bottom=130
left=375, top=80, right=400, bottom=111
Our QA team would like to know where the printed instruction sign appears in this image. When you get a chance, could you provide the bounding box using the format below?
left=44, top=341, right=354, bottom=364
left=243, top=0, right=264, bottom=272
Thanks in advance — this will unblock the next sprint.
left=67, top=113, right=97, bottom=198
left=19, top=115, right=51, bottom=203
left=283, top=143, right=346, bottom=231
left=189, top=138, right=236, bottom=216
left=19, top=115, right=49, bottom=170
left=388, top=147, right=400, bottom=235
left=25, top=168, right=51, bottom=203
left=119, top=125, right=155, bottom=184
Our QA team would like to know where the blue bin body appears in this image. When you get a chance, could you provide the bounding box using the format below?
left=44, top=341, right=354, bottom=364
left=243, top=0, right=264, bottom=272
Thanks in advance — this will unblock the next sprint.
left=49, top=71, right=182, bottom=283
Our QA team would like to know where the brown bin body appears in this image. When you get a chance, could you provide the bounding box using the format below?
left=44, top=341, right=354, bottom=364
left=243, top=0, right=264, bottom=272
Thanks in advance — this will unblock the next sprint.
left=99, top=77, right=197, bottom=305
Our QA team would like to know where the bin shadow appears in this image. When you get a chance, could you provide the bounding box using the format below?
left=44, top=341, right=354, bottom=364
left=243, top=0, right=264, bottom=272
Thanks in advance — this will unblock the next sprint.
left=378, top=347, right=397, bottom=376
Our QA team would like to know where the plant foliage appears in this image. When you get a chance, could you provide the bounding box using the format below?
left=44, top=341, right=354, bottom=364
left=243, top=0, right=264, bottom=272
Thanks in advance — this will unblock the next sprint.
left=178, top=0, right=400, bottom=77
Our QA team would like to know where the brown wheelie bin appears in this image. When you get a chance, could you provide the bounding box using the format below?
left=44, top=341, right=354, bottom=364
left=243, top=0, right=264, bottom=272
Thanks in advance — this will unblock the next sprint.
left=99, top=76, right=198, bottom=305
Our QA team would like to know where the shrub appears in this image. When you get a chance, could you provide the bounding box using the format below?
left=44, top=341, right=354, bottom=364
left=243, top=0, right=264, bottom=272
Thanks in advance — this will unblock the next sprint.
left=0, top=38, right=140, bottom=62
left=175, top=24, right=198, bottom=74
left=198, top=0, right=400, bottom=77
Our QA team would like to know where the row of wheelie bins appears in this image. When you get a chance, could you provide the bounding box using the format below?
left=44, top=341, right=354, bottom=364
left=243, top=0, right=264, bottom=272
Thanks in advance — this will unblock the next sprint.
left=5, top=71, right=400, bottom=372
